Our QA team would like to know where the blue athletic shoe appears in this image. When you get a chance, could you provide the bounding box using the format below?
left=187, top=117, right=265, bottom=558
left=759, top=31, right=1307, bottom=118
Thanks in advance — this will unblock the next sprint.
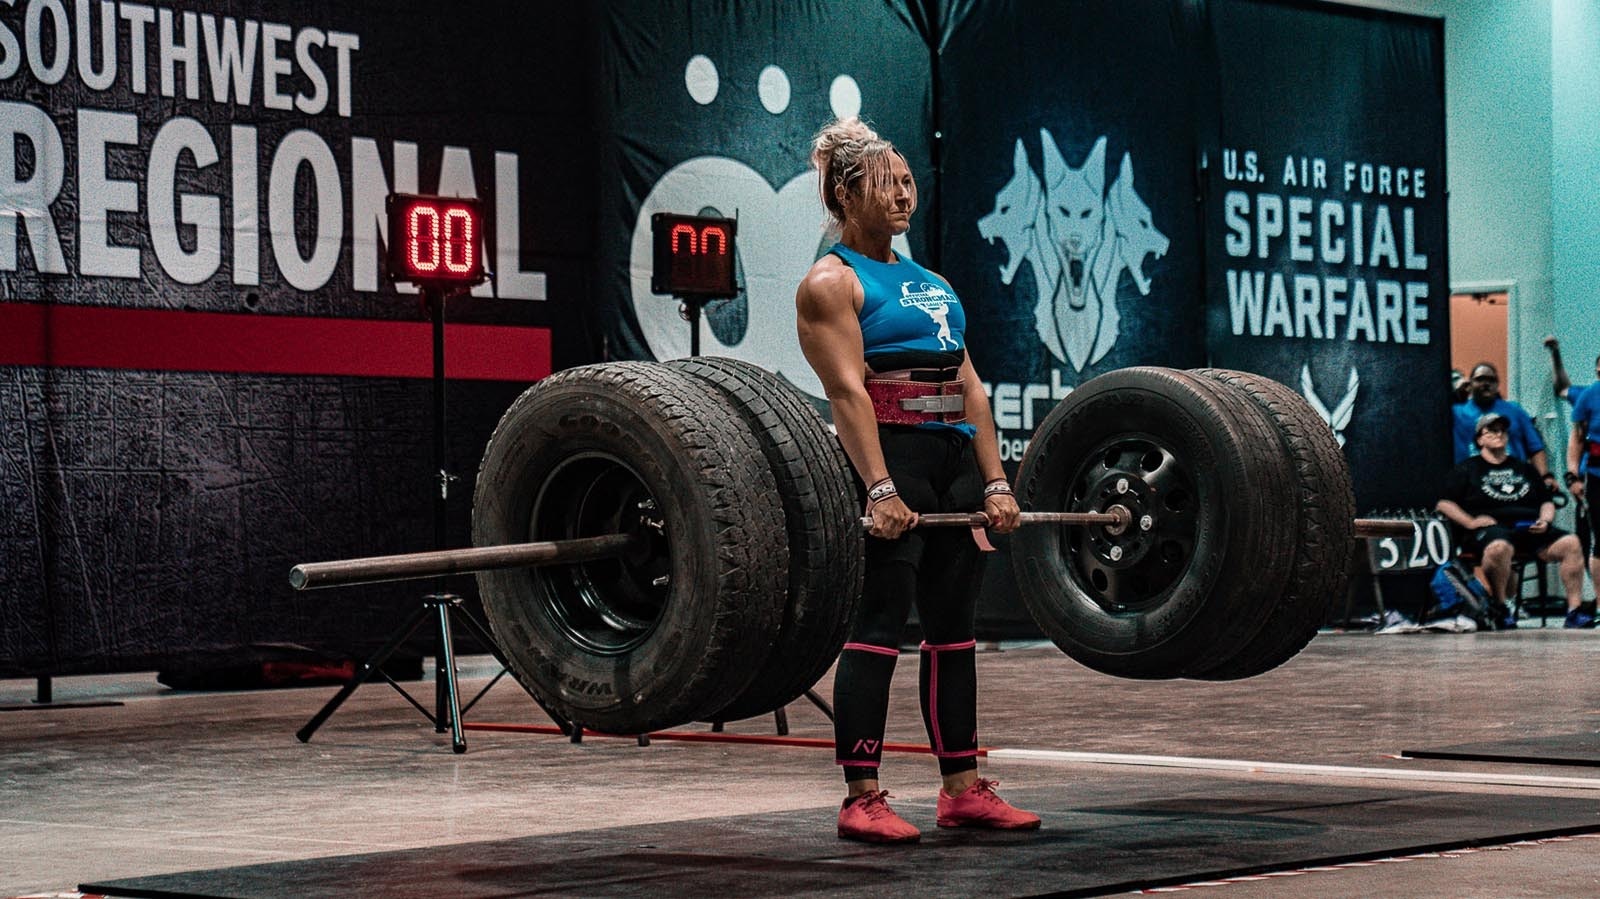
left=1563, top=609, right=1596, bottom=629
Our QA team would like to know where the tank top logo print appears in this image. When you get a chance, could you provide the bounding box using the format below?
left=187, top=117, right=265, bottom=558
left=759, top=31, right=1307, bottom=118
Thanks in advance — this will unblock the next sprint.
left=897, top=281, right=959, bottom=350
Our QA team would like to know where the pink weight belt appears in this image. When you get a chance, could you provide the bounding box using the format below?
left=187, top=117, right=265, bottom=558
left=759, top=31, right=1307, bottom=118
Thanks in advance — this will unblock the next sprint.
left=864, top=369, right=966, bottom=426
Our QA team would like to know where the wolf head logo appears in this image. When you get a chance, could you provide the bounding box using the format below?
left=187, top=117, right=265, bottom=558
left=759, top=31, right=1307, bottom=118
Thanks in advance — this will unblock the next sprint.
left=1042, top=133, right=1107, bottom=308
left=1106, top=153, right=1168, bottom=295
left=976, top=140, right=1046, bottom=287
left=981, top=131, right=1167, bottom=374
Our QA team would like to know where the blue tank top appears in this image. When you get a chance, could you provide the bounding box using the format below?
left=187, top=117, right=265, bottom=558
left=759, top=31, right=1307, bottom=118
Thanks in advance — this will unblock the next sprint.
left=830, top=243, right=968, bottom=358
left=829, top=243, right=975, bottom=438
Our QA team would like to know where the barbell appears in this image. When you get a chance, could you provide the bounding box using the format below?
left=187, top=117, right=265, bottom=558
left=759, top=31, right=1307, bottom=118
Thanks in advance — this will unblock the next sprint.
left=290, top=507, right=1408, bottom=590
left=292, top=358, right=1414, bottom=734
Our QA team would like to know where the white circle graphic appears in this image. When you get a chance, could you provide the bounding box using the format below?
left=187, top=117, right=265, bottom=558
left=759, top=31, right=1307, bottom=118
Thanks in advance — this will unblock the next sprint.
left=758, top=65, right=790, bottom=114
left=685, top=55, right=718, bottom=105
left=829, top=75, right=861, bottom=119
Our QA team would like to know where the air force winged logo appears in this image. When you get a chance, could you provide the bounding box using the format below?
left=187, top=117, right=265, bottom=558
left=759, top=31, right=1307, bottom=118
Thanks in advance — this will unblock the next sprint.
left=1301, top=364, right=1359, bottom=447
left=978, top=131, right=1169, bottom=372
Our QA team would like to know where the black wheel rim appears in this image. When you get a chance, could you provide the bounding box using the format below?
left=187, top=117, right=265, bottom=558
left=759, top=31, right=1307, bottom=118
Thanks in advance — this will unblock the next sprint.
left=529, top=452, right=672, bottom=654
left=1062, top=435, right=1200, bottom=614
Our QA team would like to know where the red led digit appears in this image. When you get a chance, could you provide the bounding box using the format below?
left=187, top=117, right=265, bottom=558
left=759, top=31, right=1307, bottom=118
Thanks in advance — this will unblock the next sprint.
left=408, top=204, right=441, bottom=274
left=701, top=225, right=727, bottom=256
left=650, top=212, right=736, bottom=298
left=671, top=223, right=698, bottom=255
left=444, top=207, right=474, bottom=274
left=386, top=194, right=485, bottom=286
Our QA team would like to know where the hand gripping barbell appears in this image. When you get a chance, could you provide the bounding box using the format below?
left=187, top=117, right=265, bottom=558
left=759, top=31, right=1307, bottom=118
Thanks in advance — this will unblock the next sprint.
left=290, top=361, right=1413, bottom=735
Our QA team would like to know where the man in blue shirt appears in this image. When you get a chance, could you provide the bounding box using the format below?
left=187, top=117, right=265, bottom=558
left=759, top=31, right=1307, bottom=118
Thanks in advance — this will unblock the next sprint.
left=1565, top=357, right=1600, bottom=615
left=1451, top=363, right=1551, bottom=485
left=1545, top=336, right=1595, bottom=556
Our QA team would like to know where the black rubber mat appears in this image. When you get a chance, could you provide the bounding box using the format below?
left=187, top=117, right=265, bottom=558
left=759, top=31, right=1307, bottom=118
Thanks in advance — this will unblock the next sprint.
left=82, top=770, right=1600, bottom=899
left=1402, top=731, right=1600, bottom=767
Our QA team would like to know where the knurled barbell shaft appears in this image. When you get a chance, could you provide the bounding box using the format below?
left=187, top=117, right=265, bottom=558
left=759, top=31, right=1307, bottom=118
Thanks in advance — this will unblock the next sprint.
left=859, top=510, right=1130, bottom=529
left=289, top=533, right=642, bottom=591
left=867, top=513, right=1414, bottom=539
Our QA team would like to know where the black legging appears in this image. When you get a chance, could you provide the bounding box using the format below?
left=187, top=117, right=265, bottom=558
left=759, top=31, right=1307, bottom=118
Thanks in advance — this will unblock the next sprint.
left=834, top=427, right=988, bottom=782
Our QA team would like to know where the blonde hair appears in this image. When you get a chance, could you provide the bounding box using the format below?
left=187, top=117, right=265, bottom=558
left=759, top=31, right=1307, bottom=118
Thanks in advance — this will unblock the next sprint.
left=810, top=117, right=916, bottom=230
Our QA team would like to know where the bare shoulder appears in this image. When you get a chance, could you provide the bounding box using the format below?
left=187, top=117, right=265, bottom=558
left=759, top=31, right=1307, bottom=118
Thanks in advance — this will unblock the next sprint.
left=797, top=254, right=861, bottom=315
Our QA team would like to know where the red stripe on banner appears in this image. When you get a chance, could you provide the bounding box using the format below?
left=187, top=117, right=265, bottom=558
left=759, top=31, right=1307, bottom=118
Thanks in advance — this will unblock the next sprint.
left=0, top=303, right=550, bottom=381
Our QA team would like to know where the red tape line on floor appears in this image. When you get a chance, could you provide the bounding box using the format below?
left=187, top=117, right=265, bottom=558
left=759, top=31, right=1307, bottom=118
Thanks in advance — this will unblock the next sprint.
left=464, top=722, right=991, bottom=756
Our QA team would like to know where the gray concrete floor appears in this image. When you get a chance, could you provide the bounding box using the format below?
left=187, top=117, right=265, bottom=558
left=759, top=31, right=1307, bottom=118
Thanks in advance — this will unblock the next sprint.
left=4, top=630, right=1600, bottom=897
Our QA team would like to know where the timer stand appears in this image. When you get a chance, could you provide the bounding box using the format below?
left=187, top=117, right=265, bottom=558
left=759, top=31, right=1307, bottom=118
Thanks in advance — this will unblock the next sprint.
left=678, top=296, right=709, bottom=357
left=297, top=195, right=573, bottom=753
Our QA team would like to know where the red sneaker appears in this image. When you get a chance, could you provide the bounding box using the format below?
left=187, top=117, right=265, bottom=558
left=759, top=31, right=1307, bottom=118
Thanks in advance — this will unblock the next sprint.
left=837, top=790, right=921, bottom=844
left=936, top=778, right=1041, bottom=830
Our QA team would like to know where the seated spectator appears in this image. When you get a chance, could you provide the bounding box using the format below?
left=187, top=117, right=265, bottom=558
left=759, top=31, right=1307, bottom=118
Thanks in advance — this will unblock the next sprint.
left=1438, top=413, right=1593, bottom=628
left=1450, top=363, right=1553, bottom=493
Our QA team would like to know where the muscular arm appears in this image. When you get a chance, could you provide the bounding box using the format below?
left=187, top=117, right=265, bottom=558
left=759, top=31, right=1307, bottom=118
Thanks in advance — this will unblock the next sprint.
left=956, top=355, right=1005, bottom=484
left=956, top=354, right=1020, bottom=534
left=795, top=263, right=885, bottom=486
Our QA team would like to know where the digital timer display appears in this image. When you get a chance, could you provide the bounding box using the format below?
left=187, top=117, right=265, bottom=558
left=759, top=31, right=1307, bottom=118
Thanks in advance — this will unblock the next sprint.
left=651, top=213, right=739, bottom=298
left=386, top=194, right=487, bottom=287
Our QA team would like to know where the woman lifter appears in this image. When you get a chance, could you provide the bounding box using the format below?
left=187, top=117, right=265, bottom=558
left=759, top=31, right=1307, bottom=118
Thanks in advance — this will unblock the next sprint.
left=795, top=117, right=1041, bottom=844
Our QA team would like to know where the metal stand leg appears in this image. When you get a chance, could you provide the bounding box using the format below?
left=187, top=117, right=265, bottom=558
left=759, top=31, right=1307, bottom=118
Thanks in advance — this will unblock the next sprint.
left=433, top=596, right=466, bottom=754
left=293, top=286, right=571, bottom=751
left=297, top=601, right=434, bottom=743
left=803, top=688, right=835, bottom=722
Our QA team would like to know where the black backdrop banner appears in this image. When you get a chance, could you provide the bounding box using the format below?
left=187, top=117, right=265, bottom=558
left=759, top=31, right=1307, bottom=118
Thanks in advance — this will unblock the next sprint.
left=595, top=0, right=933, bottom=401
left=1203, top=0, right=1450, bottom=510
left=940, top=0, right=1208, bottom=461
left=2, top=0, right=1450, bottom=670
left=0, top=1, right=596, bottom=675
left=939, top=0, right=1209, bottom=635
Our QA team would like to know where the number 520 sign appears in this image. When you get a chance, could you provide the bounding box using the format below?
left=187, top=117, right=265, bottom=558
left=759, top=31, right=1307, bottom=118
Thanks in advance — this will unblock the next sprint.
left=1367, top=514, right=1452, bottom=573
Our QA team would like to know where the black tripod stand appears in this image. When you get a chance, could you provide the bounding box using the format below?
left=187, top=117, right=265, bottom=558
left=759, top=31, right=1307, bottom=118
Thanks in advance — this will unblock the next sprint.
left=297, top=286, right=571, bottom=752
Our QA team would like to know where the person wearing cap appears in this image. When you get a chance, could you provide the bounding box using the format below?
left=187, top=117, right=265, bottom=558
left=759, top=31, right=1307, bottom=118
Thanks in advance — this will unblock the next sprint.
left=1437, top=413, right=1593, bottom=628
left=1450, top=364, right=1552, bottom=489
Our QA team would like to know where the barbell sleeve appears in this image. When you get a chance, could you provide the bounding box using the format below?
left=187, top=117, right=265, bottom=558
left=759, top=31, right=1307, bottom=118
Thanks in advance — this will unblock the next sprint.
left=1352, top=518, right=1417, bottom=538
left=289, top=533, right=642, bottom=591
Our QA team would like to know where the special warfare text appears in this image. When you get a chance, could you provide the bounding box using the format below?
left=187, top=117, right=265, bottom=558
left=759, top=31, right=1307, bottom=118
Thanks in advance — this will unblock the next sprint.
left=1219, top=150, right=1431, bottom=346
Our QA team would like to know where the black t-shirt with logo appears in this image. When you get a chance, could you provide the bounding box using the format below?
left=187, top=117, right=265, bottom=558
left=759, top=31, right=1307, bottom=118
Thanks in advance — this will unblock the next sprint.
left=1440, top=455, right=1550, bottom=526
